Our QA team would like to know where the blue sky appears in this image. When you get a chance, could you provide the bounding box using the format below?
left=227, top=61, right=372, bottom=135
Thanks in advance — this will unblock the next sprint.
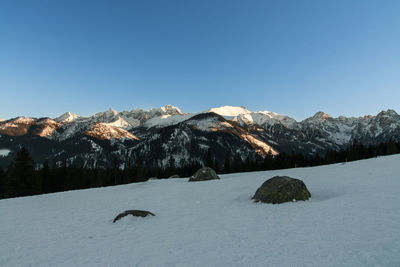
left=1, top=0, right=399, bottom=120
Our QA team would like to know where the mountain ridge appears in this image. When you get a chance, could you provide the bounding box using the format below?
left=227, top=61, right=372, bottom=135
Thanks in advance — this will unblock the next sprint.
left=0, top=105, right=399, bottom=169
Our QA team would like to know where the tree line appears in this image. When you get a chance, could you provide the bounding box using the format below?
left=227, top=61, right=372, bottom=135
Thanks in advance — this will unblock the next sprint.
left=0, top=139, right=399, bottom=199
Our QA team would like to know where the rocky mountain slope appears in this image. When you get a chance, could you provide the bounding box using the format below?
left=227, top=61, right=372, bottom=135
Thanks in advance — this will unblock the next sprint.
left=0, top=105, right=399, bottom=168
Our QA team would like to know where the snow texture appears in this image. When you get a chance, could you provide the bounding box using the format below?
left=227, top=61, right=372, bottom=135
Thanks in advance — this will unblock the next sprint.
left=35, top=118, right=60, bottom=137
left=104, top=117, right=132, bottom=129
left=0, top=117, right=35, bottom=130
left=0, top=148, right=10, bottom=157
left=209, top=106, right=299, bottom=130
left=160, top=105, right=184, bottom=115
left=209, top=105, right=251, bottom=117
left=144, top=113, right=195, bottom=128
left=3, top=107, right=398, bottom=152
left=186, top=116, right=233, bottom=132
left=54, top=112, right=79, bottom=123
left=1, top=155, right=400, bottom=266
left=85, top=123, right=139, bottom=140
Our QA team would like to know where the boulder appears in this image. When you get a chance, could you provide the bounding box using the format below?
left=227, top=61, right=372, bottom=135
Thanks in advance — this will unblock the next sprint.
left=252, top=176, right=311, bottom=204
left=188, top=167, right=220, bottom=182
left=113, top=210, right=155, bottom=223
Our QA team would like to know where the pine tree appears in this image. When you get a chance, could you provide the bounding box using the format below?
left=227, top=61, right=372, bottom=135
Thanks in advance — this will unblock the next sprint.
left=262, top=152, right=274, bottom=170
left=111, top=156, right=120, bottom=185
left=6, top=147, right=42, bottom=197
left=213, top=158, right=219, bottom=173
left=244, top=156, right=252, bottom=171
left=223, top=152, right=231, bottom=174
left=205, top=149, right=212, bottom=168
left=41, top=160, right=51, bottom=193
left=386, top=140, right=398, bottom=155
left=134, top=159, right=146, bottom=181
left=232, top=153, right=243, bottom=173
left=347, top=139, right=361, bottom=161
left=165, top=155, right=176, bottom=177
left=0, top=166, right=5, bottom=198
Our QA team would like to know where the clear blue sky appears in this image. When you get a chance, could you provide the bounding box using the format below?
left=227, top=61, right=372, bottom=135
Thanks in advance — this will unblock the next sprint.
left=1, top=0, right=399, bottom=120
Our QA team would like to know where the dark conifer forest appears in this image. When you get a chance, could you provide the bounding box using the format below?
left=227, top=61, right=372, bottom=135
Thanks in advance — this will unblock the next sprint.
left=0, top=139, right=399, bottom=199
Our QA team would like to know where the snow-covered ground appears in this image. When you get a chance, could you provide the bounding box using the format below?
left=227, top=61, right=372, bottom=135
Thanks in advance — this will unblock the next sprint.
left=1, top=155, right=400, bottom=267
left=0, top=149, right=11, bottom=157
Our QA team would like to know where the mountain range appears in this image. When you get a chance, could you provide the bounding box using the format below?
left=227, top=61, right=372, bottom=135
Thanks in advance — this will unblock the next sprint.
left=0, top=105, right=399, bottom=169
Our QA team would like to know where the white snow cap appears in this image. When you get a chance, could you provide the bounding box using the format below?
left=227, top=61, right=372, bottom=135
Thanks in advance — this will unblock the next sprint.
left=12, top=117, right=36, bottom=124
left=55, top=112, right=79, bottom=123
left=0, top=148, right=11, bottom=157
left=208, top=106, right=251, bottom=117
left=103, top=108, right=118, bottom=116
left=377, top=109, right=399, bottom=118
left=159, top=105, right=184, bottom=115
left=105, top=117, right=132, bottom=129
left=312, top=111, right=331, bottom=120
left=91, top=108, right=120, bottom=121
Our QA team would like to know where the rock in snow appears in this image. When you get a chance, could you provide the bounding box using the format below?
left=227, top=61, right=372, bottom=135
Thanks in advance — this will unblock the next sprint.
left=113, top=210, right=155, bottom=223
left=252, top=176, right=311, bottom=204
left=188, top=167, right=220, bottom=182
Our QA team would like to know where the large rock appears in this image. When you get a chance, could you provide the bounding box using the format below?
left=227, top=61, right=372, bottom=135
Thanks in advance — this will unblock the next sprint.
left=188, top=167, right=220, bottom=182
left=252, top=176, right=311, bottom=204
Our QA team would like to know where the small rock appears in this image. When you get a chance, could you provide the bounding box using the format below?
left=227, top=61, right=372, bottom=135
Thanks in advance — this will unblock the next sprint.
left=113, top=210, right=155, bottom=223
left=188, top=167, right=220, bottom=182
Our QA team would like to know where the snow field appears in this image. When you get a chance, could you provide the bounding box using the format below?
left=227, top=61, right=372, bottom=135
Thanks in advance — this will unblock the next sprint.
left=1, top=155, right=400, bottom=266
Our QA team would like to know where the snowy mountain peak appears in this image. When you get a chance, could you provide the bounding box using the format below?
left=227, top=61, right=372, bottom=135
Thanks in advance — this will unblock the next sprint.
left=55, top=112, right=79, bottom=123
left=160, top=105, right=184, bottom=115
left=311, top=111, right=331, bottom=120
left=209, top=106, right=251, bottom=117
left=376, top=109, right=399, bottom=118
left=85, top=123, right=139, bottom=140
left=12, top=117, right=36, bottom=124
left=91, top=108, right=120, bottom=122
left=0, top=117, right=36, bottom=136
left=106, top=108, right=118, bottom=116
